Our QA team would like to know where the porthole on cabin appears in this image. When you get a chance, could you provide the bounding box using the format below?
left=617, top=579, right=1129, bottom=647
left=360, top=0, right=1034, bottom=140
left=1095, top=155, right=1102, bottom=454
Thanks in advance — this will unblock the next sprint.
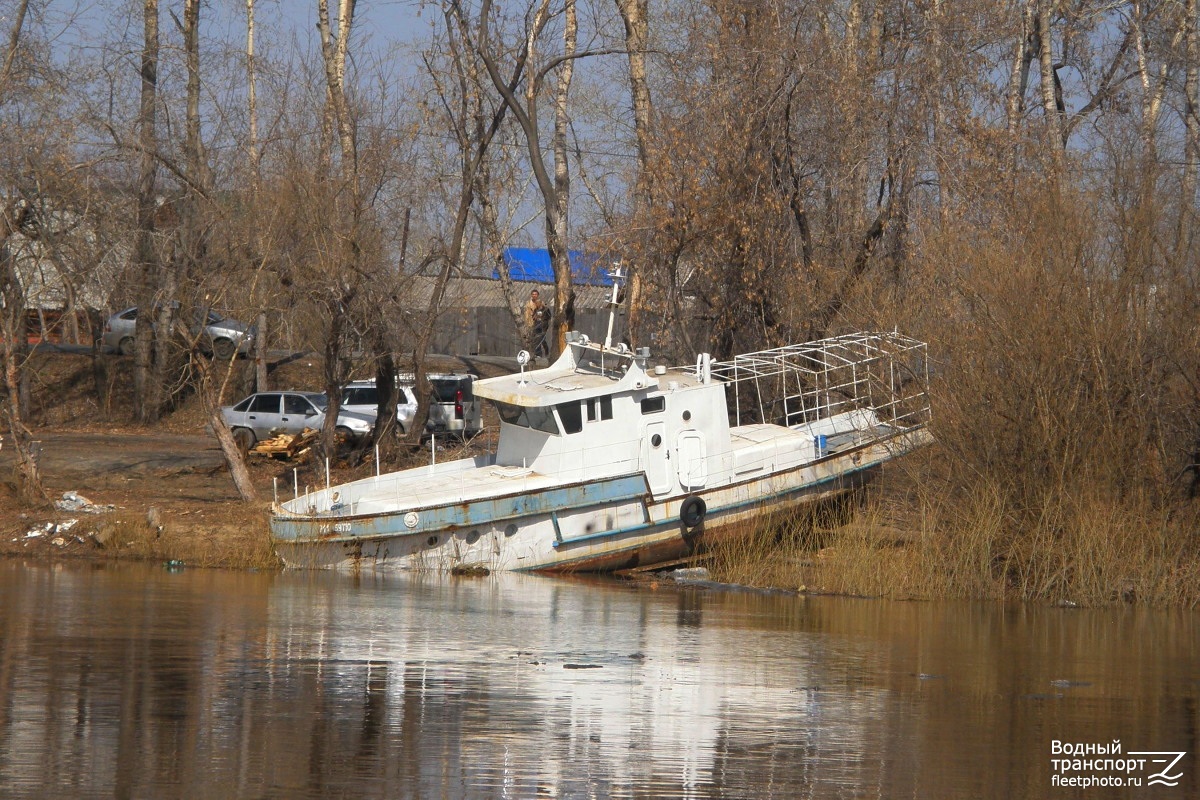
left=426, top=536, right=439, bottom=547
left=651, top=434, right=662, bottom=447
left=641, top=396, right=665, bottom=414
left=682, top=410, right=692, bottom=421
left=504, top=523, right=518, bottom=538
left=465, top=530, right=481, bottom=545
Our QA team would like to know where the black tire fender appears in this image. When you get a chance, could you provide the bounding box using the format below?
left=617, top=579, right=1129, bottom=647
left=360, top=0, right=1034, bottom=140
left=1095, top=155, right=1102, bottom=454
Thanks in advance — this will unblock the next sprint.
left=680, top=495, right=706, bottom=529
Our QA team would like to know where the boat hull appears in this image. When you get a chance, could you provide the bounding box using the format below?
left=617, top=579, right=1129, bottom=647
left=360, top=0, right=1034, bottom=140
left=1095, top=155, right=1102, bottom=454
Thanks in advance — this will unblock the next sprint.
left=270, top=429, right=923, bottom=573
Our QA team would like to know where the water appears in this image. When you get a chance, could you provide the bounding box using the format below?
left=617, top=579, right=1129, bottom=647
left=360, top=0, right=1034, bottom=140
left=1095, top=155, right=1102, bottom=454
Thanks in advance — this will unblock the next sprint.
left=0, top=560, right=1196, bottom=799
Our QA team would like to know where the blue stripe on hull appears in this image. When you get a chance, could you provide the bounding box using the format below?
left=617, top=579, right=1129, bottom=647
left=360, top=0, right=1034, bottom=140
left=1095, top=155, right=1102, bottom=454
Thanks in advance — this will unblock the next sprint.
left=538, top=464, right=880, bottom=573
left=270, top=473, right=650, bottom=544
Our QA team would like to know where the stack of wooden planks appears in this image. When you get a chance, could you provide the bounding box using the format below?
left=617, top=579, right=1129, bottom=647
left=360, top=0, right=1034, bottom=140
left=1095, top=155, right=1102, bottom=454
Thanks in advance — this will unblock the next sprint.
left=251, top=428, right=319, bottom=459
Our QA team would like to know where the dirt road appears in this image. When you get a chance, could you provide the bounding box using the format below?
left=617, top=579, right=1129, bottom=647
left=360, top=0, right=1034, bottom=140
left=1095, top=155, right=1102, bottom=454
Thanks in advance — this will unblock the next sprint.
left=16, top=431, right=226, bottom=480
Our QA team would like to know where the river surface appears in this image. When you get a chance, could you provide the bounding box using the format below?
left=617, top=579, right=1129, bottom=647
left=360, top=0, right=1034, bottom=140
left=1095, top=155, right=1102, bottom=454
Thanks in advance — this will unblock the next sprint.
left=0, top=560, right=1196, bottom=799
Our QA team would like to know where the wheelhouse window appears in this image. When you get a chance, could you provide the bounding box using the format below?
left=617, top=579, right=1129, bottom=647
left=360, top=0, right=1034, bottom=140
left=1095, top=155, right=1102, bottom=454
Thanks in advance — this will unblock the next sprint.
left=587, top=395, right=613, bottom=422
left=557, top=401, right=583, bottom=434
left=496, top=402, right=559, bottom=434
left=640, top=396, right=665, bottom=414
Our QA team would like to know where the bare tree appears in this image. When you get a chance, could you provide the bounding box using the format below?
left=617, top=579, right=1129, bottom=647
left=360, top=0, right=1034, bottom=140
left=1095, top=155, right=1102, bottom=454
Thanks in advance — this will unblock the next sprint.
left=0, top=0, right=43, bottom=502
left=312, top=0, right=362, bottom=458
left=473, top=0, right=582, bottom=355
left=1178, top=0, right=1199, bottom=259
left=398, top=1, right=530, bottom=443
left=0, top=199, right=44, bottom=502
left=613, top=0, right=652, bottom=344
left=131, top=0, right=162, bottom=423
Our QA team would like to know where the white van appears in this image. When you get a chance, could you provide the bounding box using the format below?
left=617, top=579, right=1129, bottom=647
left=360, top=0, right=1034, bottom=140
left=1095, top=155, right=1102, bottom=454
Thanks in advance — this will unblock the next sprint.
left=425, top=373, right=482, bottom=439
left=341, top=380, right=419, bottom=433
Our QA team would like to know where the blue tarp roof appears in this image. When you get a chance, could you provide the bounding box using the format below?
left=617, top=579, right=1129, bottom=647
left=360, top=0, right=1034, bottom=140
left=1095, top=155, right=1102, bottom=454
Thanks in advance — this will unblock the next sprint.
left=494, top=247, right=614, bottom=287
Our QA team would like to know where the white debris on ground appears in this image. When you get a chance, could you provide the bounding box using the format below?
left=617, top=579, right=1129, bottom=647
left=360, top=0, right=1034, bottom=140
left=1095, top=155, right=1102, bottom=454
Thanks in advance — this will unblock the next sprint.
left=23, top=523, right=54, bottom=539
left=53, top=491, right=115, bottom=514
left=15, top=518, right=87, bottom=545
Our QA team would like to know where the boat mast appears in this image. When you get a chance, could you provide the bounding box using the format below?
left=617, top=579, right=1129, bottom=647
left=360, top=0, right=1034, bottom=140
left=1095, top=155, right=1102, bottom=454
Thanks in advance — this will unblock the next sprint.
left=603, top=264, right=626, bottom=351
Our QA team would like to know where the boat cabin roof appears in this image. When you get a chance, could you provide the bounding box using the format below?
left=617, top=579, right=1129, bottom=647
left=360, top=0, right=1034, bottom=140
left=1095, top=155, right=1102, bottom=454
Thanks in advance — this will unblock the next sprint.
left=474, top=336, right=703, bottom=407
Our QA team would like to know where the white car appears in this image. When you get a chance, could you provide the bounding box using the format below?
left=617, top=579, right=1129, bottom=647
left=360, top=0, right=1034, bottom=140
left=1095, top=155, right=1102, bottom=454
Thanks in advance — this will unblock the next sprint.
left=341, top=380, right=419, bottom=433
left=220, top=391, right=374, bottom=452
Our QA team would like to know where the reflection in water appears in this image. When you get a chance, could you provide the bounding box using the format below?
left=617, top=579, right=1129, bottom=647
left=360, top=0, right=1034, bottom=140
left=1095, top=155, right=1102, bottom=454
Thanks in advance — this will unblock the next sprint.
left=0, top=560, right=1197, bottom=798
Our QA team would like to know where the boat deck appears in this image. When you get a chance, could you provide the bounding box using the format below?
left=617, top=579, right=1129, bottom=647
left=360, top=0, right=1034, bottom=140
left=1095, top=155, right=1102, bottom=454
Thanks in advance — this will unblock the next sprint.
left=279, top=457, right=570, bottom=518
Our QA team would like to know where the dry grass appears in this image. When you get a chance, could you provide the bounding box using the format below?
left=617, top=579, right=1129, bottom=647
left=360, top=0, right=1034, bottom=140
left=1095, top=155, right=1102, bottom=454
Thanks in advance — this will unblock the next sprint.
left=72, top=505, right=280, bottom=570
left=705, top=476, right=1200, bottom=608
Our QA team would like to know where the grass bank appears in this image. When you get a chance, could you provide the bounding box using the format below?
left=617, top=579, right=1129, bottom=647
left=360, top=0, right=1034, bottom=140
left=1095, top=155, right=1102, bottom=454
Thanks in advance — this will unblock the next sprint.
left=703, top=469, right=1200, bottom=608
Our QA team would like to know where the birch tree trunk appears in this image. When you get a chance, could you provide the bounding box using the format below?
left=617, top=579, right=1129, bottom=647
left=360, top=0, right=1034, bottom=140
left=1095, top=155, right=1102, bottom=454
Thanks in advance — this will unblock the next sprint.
left=1035, top=0, right=1064, bottom=159
left=549, top=0, right=577, bottom=354
left=614, top=0, right=651, bottom=345
left=316, top=0, right=360, bottom=457
left=246, top=0, right=260, bottom=189
left=1006, top=0, right=1035, bottom=140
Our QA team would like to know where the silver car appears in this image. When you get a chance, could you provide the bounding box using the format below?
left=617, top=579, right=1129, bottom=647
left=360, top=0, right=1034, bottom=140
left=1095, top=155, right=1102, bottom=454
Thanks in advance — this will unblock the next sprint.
left=341, top=380, right=418, bottom=433
left=220, top=391, right=374, bottom=452
left=102, top=306, right=256, bottom=358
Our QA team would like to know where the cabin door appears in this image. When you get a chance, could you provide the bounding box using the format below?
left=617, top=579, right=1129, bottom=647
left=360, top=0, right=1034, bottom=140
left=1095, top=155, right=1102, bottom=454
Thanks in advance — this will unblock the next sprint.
left=676, top=431, right=708, bottom=489
left=642, top=421, right=673, bottom=496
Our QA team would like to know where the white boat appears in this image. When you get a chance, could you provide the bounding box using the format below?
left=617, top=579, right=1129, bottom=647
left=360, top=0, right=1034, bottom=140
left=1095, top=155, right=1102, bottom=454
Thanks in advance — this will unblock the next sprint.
left=269, top=272, right=932, bottom=573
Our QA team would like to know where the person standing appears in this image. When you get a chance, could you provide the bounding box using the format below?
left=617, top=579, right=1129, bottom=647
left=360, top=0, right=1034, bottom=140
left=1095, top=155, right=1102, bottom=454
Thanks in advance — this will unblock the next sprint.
left=524, top=289, right=550, bottom=358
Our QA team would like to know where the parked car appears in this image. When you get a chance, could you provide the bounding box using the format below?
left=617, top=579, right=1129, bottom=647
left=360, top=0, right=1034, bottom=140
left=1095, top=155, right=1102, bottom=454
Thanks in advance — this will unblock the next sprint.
left=220, top=391, right=374, bottom=452
left=341, top=380, right=419, bottom=433
left=102, top=306, right=256, bottom=359
left=425, top=373, right=482, bottom=439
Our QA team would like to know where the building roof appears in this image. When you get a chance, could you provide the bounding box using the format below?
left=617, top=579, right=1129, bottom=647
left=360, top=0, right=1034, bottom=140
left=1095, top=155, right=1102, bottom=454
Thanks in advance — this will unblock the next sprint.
left=405, top=275, right=614, bottom=311
left=494, top=248, right=615, bottom=287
